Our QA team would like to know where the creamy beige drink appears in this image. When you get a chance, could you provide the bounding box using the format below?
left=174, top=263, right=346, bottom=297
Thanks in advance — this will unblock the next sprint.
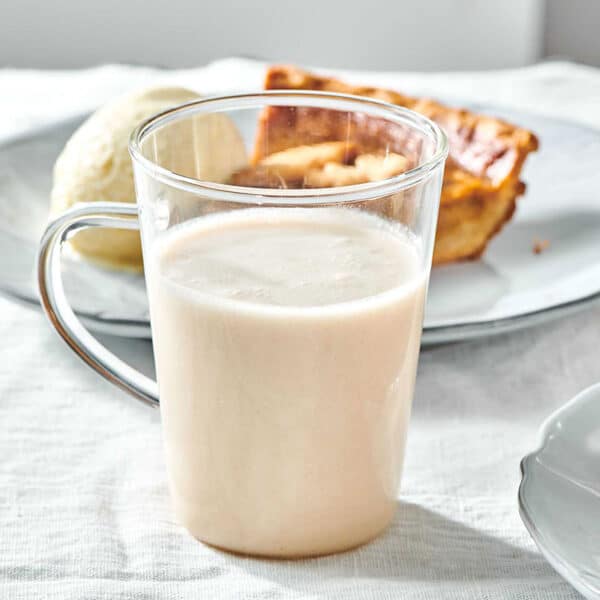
left=148, top=207, right=427, bottom=557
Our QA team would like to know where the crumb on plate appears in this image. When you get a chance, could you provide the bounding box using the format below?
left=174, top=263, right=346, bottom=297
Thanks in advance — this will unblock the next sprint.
left=532, top=239, right=550, bottom=254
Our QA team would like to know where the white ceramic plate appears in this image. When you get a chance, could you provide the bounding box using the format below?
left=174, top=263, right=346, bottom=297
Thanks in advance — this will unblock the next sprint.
left=519, top=383, right=600, bottom=599
left=1, top=106, right=599, bottom=343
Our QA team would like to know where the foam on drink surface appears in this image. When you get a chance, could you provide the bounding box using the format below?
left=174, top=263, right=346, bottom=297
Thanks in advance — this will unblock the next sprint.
left=157, top=208, right=422, bottom=309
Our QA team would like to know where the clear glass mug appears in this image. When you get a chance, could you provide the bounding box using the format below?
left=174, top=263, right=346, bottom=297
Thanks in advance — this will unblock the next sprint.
left=38, top=92, right=448, bottom=557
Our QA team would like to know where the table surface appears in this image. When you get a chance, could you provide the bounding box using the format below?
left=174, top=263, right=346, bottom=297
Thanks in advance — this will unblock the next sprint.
left=1, top=58, right=599, bottom=600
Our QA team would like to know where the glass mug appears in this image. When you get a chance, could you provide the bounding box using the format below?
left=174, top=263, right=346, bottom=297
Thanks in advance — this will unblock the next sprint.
left=38, top=92, right=448, bottom=557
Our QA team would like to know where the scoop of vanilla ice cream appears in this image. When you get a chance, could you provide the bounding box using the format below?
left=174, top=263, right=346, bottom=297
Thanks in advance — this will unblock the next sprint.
left=51, top=86, right=248, bottom=270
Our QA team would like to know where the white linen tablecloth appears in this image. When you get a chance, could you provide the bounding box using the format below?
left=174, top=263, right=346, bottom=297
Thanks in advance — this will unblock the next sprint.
left=1, top=58, right=599, bottom=599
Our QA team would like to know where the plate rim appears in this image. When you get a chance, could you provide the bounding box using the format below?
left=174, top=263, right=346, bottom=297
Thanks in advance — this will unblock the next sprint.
left=421, top=288, right=600, bottom=346
left=1, top=107, right=600, bottom=342
left=3, top=275, right=598, bottom=343
left=518, top=382, right=600, bottom=600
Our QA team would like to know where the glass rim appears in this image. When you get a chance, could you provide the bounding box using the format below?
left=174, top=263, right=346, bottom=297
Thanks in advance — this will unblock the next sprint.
left=129, top=90, right=449, bottom=205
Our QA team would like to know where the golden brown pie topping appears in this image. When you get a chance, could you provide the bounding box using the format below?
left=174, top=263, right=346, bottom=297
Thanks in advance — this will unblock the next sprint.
left=258, top=65, right=539, bottom=190
left=229, top=142, right=409, bottom=189
left=260, top=141, right=358, bottom=171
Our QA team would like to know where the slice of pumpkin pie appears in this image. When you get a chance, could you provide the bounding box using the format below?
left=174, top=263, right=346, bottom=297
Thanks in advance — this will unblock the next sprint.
left=232, top=65, right=538, bottom=266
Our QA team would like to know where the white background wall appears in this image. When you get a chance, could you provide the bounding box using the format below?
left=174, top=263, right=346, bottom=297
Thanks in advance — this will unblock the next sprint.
left=545, top=0, right=600, bottom=67
left=1, top=0, right=544, bottom=71
left=0, top=0, right=597, bottom=71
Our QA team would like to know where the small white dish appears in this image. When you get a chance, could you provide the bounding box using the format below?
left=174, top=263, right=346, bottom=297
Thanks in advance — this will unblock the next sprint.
left=1, top=104, right=600, bottom=343
left=519, top=382, right=600, bottom=599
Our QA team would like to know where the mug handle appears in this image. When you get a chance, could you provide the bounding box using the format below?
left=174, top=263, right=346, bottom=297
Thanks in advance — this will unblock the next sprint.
left=37, top=202, right=159, bottom=407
